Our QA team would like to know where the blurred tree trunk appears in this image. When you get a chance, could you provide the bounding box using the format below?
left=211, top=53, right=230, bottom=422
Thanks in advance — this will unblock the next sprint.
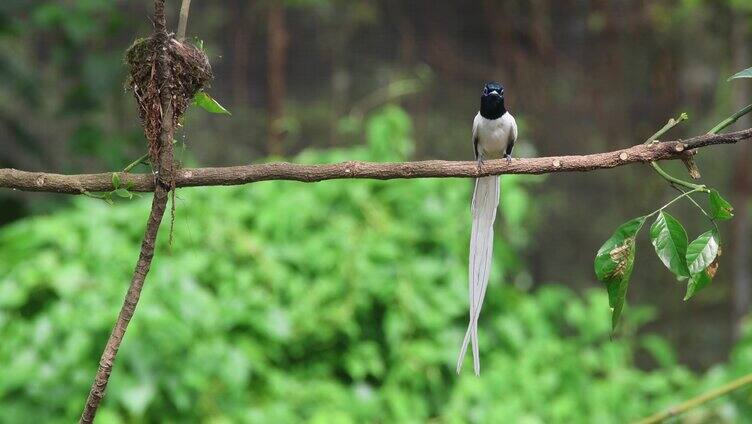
left=329, top=20, right=351, bottom=147
left=482, top=0, right=521, bottom=79
left=529, top=0, right=552, bottom=58
left=731, top=11, right=752, bottom=339
left=232, top=0, right=251, bottom=107
left=267, top=2, right=288, bottom=156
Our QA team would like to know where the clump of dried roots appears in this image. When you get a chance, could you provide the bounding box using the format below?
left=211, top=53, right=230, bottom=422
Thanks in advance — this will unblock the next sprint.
left=125, top=36, right=212, bottom=162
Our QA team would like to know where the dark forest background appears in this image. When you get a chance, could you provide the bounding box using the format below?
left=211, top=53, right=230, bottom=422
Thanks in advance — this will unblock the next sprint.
left=2, top=1, right=752, bottom=422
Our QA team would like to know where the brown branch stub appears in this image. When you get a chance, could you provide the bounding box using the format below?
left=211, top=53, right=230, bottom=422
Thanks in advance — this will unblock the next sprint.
left=3, top=127, right=752, bottom=195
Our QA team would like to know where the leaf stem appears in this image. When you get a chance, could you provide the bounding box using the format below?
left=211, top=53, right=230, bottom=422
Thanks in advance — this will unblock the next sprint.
left=650, top=162, right=706, bottom=191
left=673, top=185, right=721, bottom=235
left=685, top=194, right=710, bottom=218
left=647, top=188, right=705, bottom=218
left=635, top=372, right=752, bottom=424
left=81, top=191, right=104, bottom=199
left=122, top=153, right=149, bottom=173
left=673, top=185, right=714, bottom=219
left=123, top=139, right=179, bottom=173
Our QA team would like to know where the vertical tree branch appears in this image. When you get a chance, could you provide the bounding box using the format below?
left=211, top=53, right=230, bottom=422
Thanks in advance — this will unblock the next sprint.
left=79, top=1, right=175, bottom=422
left=154, top=0, right=167, bottom=34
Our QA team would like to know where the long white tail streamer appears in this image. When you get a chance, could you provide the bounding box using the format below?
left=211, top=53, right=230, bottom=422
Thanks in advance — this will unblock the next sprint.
left=456, top=175, right=499, bottom=375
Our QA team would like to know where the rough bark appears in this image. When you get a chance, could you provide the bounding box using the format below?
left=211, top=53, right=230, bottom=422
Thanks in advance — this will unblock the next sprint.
left=2, top=128, right=751, bottom=195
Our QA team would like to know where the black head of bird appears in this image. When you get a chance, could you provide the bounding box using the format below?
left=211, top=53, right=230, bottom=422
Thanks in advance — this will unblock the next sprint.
left=480, top=81, right=506, bottom=120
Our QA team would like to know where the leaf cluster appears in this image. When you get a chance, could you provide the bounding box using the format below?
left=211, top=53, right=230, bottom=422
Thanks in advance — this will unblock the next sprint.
left=595, top=185, right=733, bottom=330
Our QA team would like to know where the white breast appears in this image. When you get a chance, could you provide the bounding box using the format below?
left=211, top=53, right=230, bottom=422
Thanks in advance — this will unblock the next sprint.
left=473, top=112, right=517, bottom=160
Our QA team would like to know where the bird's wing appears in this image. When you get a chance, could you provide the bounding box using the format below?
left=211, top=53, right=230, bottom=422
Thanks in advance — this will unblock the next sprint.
left=506, top=114, right=518, bottom=157
left=472, top=113, right=481, bottom=159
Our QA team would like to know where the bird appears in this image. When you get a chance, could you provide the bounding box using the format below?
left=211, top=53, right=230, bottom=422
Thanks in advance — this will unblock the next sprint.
left=457, top=81, right=518, bottom=375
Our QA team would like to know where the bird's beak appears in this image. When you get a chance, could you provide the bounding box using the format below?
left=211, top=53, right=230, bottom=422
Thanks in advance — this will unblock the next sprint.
left=489, top=90, right=500, bottom=97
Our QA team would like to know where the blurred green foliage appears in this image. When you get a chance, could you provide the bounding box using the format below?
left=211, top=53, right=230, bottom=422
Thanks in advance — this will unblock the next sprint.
left=2, top=106, right=751, bottom=423
left=0, top=0, right=142, bottom=175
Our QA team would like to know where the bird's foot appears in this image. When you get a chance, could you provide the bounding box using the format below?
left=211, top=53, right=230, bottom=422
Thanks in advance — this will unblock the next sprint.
left=504, top=154, right=512, bottom=165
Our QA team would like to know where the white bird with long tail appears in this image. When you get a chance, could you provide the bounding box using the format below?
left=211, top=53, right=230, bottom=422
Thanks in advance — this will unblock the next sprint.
left=457, top=81, right=517, bottom=375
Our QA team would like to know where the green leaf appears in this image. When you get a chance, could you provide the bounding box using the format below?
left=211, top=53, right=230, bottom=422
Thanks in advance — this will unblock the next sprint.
left=685, top=230, right=719, bottom=275
left=685, top=241, right=722, bottom=301
left=709, top=190, right=734, bottom=220
left=193, top=91, right=231, bottom=115
left=114, top=188, right=132, bottom=199
left=193, top=37, right=204, bottom=51
left=595, top=216, right=646, bottom=281
left=728, top=67, right=752, bottom=81
left=685, top=269, right=713, bottom=300
left=594, top=216, right=647, bottom=330
left=650, top=211, right=690, bottom=279
left=111, top=173, right=121, bottom=189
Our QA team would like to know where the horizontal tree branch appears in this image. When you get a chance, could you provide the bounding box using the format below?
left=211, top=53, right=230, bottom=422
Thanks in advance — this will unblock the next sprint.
left=2, top=128, right=752, bottom=195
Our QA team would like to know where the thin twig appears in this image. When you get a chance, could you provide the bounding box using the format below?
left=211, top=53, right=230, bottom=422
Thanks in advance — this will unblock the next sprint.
left=3, top=127, right=752, bottom=194
left=177, top=0, right=191, bottom=39
left=634, top=372, right=752, bottom=424
left=643, top=113, right=703, bottom=190
left=679, top=102, right=752, bottom=179
left=644, top=112, right=688, bottom=144
left=708, top=103, right=752, bottom=134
